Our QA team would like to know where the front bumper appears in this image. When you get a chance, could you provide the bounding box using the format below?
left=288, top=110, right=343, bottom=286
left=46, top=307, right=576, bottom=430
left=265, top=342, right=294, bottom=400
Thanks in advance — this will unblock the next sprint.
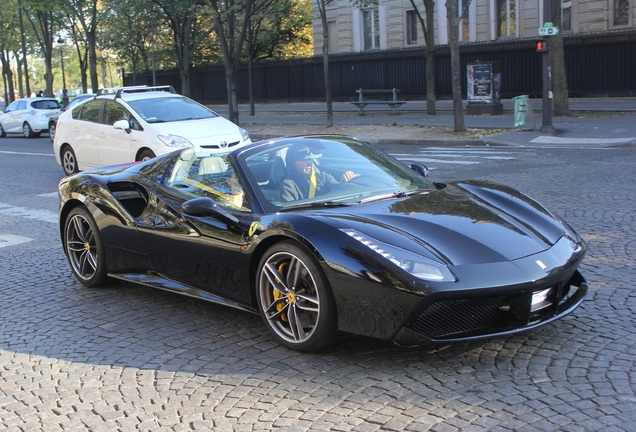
left=393, top=270, right=588, bottom=346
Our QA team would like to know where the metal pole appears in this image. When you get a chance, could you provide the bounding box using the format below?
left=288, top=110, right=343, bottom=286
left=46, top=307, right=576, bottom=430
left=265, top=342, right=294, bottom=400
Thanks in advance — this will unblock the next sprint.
left=58, top=37, right=69, bottom=107
left=540, top=0, right=554, bottom=133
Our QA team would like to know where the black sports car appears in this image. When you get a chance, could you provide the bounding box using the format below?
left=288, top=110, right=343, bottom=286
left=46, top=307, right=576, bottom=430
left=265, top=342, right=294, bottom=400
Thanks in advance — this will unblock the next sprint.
left=58, top=135, right=588, bottom=351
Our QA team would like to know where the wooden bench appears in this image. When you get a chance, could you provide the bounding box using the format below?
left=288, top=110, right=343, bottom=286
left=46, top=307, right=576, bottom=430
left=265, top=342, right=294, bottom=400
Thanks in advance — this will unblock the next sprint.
left=351, top=88, right=406, bottom=115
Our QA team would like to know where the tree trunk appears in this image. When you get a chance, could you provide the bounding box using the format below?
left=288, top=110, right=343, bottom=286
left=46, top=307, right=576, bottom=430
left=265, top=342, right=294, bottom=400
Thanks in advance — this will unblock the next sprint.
left=551, top=0, right=570, bottom=116
left=319, top=0, right=333, bottom=127
left=424, top=0, right=436, bottom=115
left=87, top=32, right=99, bottom=93
left=248, top=52, right=255, bottom=116
left=447, top=0, right=465, bottom=132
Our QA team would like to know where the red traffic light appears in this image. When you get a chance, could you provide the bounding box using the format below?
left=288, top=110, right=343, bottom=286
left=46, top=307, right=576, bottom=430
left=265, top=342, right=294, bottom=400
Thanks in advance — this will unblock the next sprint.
left=536, top=40, right=547, bottom=52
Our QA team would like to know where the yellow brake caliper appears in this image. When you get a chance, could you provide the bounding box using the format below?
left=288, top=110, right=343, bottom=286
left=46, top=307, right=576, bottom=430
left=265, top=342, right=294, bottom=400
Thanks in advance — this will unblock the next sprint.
left=274, top=262, right=289, bottom=322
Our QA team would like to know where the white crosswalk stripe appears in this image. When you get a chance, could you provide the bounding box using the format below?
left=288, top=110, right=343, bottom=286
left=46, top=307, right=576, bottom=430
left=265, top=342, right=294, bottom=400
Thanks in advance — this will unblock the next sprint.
left=390, top=147, right=520, bottom=168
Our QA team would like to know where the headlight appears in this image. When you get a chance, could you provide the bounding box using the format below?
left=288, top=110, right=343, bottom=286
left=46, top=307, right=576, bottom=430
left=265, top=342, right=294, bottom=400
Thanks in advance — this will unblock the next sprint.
left=157, top=134, right=194, bottom=148
left=239, top=127, right=250, bottom=142
left=341, top=229, right=456, bottom=282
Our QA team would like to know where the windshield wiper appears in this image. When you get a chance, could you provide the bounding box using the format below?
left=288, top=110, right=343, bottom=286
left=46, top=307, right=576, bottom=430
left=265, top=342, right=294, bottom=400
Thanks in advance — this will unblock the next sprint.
left=361, top=190, right=424, bottom=204
left=279, top=201, right=358, bottom=211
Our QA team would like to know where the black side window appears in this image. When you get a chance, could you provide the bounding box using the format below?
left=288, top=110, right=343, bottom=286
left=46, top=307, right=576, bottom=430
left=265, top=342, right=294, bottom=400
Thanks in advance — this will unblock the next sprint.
left=104, top=101, right=128, bottom=125
left=78, top=100, right=102, bottom=123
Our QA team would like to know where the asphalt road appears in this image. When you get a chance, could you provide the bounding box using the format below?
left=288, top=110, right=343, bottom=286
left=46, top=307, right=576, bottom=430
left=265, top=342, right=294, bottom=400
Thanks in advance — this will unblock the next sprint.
left=1, top=135, right=634, bottom=431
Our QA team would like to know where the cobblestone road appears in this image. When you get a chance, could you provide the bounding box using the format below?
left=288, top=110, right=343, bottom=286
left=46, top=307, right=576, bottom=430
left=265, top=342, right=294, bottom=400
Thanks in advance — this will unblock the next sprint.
left=0, top=141, right=634, bottom=431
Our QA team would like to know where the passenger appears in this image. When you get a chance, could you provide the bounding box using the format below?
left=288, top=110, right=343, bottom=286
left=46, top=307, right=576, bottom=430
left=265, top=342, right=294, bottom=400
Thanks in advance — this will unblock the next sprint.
left=280, top=144, right=356, bottom=202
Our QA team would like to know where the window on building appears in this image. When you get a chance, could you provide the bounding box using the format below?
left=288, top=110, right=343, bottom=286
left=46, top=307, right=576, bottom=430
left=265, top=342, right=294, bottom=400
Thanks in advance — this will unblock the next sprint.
left=406, top=10, right=418, bottom=45
left=562, top=0, right=572, bottom=31
left=328, top=20, right=338, bottom=53
left=614, top=0, right=629, bottom=25
left=362, top=1, right=380, bottom=50
left=497, top=0, right=516, bottom=38
left=459, top=0, right=470, bottom=41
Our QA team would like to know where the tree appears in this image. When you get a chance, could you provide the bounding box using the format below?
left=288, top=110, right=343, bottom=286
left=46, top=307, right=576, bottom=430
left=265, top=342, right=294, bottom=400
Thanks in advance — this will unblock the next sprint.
left=18, top=4, right=32, bottom=97
left=551, top=0, right=570, bottom=116
left=0, top=0, right=20, bottom=102
left=244, top=0, right=312, bottom=115
left=24, top=0, right=65, bottom=97
left=446, top=0, right=471, bottom=132
left=315, top=0, right=333, bottom=127
left=408, top=0, right=436, bottom=115
left=62, top=0, right=104, bottom=93
left=153, top=0, right=214, bottom=97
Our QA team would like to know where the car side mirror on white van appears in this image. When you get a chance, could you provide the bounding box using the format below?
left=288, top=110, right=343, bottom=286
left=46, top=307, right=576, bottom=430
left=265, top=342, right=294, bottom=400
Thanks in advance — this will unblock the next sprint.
left=113, top=119, right=132, bottom=134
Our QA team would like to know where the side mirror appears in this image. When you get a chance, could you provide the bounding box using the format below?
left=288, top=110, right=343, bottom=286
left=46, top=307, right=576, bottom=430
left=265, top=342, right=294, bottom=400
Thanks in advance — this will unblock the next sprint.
left=182, top=197, right=244, bottom=230
left=410, top=163, right=429, bottom=178
left=113, top=119, right=132, bottom=134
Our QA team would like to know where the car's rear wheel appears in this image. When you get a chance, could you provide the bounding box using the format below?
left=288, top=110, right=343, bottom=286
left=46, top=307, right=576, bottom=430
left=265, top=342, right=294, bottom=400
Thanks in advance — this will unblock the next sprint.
left=256, top=241, right=337, bottom=352
left=61, top=146, right=79, bottom=176
left=64, top=206, right=109, bottom=287
left=23, top=122, right=35, bottom=138
left=137, top=149, right=156, bottom=161
left=49, top=121, right=57, bottom=142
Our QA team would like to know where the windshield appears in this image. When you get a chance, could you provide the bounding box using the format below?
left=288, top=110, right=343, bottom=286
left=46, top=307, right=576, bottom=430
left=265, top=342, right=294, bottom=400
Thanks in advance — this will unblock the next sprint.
left=128, top=96, right=218, bottom=124
left=240, top=136, right=437, bottom=211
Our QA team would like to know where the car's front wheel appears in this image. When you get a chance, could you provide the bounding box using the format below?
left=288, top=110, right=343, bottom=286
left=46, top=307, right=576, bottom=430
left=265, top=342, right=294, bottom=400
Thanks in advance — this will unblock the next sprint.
left=23, top=122, right=35, bottom=138
left=256, top=241, right=337, bottom=352
left=61, top=145, right=79, bottom=176
left=64, top=206, right=109, bottom=287
left=137, top=149, right=156, bottom=161
left=0, top=124, right=6, bottom=138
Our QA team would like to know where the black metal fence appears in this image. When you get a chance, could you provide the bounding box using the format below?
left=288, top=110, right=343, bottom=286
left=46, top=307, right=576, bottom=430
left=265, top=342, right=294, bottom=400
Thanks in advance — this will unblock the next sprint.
left=125, top=30, right=636, bottom=103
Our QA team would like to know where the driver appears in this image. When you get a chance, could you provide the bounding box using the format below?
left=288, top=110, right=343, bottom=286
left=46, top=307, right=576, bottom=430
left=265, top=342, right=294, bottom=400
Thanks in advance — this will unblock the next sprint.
left=280, top=144, right=357, bottom=202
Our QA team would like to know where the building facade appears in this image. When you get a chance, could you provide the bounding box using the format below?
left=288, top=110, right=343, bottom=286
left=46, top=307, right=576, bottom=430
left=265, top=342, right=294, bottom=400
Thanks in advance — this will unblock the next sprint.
left=313, top=0, right=635, bottom=54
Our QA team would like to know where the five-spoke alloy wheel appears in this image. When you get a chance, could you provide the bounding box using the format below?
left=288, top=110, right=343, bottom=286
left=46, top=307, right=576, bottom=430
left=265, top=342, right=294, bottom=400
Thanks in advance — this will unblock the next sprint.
left=257, top=241, right=337, bottom=351
left=64, top=206, right=108, bottom=287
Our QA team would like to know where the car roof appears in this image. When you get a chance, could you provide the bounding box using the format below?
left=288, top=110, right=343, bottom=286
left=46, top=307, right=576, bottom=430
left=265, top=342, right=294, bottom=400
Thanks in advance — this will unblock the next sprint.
left=15, top=97, right=58, bottom=102
left=95, top=85, right=179, bottom=102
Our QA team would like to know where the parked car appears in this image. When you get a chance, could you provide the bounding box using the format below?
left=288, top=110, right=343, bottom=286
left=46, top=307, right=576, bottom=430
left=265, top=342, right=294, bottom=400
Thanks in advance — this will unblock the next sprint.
left=0, top=97, right=62, bottom=138
left=48, top=93, right=96, bottom=142
left=58, top=135, right=588, bottom=352
left=53, top=85, right=252, bottom=176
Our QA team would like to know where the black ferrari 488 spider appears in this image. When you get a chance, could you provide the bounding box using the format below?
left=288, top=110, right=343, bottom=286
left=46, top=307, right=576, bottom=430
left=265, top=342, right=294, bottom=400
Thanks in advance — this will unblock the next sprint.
left=58, top=135, right=588, bottom=351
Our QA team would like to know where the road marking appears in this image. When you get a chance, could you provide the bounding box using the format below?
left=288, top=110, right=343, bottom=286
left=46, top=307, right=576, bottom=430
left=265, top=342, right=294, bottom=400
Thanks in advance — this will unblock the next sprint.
left=0, top=150, right=55, bottom=157
left=0, top=234, right=32, bottom=248
left=38, top=192, right=59, bottom=198
left=530, top=136, right=636, bottom=145
left=391, top=147, right=520, bottom=167
left=0, top=203, right=57, bottom=224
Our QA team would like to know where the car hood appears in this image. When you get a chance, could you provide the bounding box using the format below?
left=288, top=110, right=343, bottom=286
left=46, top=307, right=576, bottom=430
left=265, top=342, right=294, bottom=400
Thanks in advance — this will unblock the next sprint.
left=320, top=181, right=570, bottom=266
left=150, top=117, right=244, bottom=147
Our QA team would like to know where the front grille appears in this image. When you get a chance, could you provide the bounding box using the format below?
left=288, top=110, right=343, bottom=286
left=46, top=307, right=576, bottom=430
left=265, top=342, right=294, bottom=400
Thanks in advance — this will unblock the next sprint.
left=201, top=141, right=240, bottom=149
left=404, top=271, right=588, bottom=342
left=407, top=296, right=509, bottom=339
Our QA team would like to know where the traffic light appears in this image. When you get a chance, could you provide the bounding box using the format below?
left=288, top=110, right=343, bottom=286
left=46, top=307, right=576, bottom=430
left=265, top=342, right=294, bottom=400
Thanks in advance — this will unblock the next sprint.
left=536, top=39, right=547, bottom=52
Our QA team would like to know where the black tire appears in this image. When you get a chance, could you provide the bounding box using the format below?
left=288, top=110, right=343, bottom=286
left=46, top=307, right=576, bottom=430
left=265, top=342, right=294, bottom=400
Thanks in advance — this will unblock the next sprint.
left=0, top=124, right=6, bottom=138
left=137, top=149, right=156, bottom=161
left=23, top=122, right=35, bottom=138
left=61, top=145, right=79, bottom=176
left=49, top=121, right=57, bottom=142
left=256, top=241, right=337, bottom=352
left=64, top=206, right=109, bottom=287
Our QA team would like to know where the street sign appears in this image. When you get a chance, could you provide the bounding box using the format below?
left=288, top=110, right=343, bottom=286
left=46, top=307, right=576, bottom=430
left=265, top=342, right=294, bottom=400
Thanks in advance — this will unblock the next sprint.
left=539, top=26, right=559, bottom=36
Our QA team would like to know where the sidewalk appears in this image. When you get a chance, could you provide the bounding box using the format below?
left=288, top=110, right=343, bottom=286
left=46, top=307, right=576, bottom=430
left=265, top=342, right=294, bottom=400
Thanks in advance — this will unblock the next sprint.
left=209, top=98, right=636, bottom=148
